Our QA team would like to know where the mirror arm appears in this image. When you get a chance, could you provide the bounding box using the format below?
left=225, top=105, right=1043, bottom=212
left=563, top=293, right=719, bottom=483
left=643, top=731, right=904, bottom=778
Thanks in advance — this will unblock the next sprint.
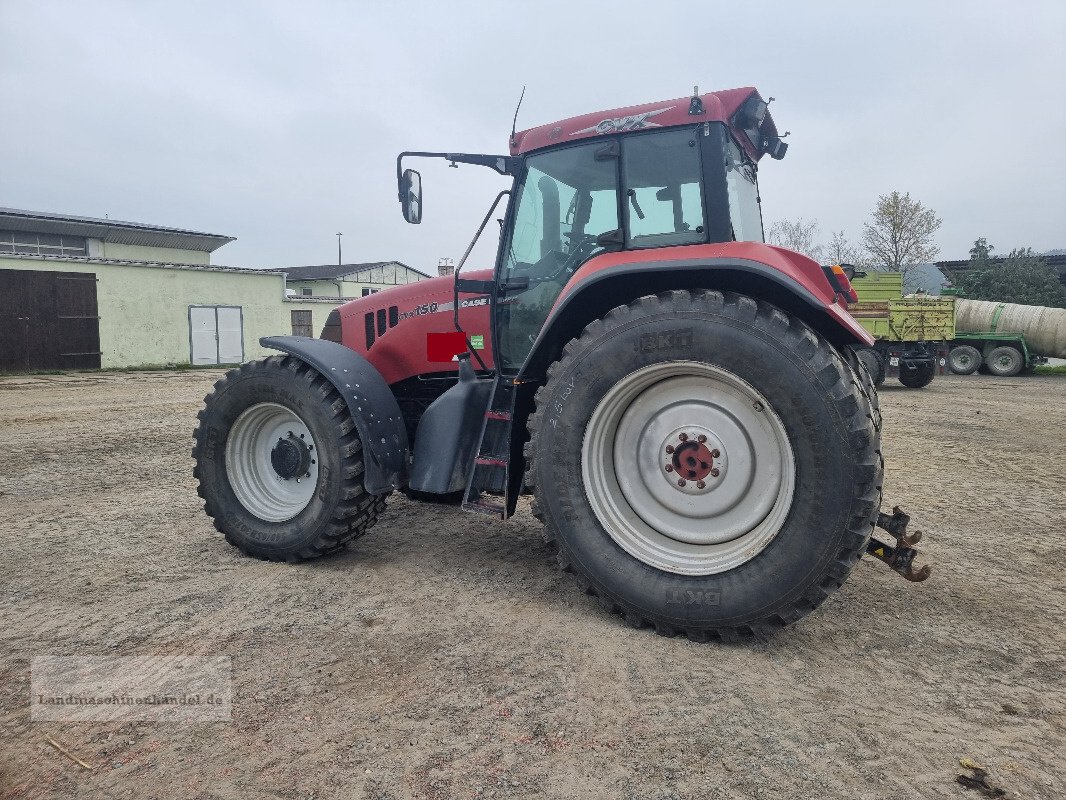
left=397, top=151, right=518, bottom=192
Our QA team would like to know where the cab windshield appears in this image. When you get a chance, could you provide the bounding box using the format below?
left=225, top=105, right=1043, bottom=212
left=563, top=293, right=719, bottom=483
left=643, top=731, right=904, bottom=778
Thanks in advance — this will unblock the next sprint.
left=498, top=141, right=620, bottom=368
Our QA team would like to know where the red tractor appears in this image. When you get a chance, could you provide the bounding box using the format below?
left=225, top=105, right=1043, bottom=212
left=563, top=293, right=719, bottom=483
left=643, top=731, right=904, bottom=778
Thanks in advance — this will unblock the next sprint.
left=193, top=87, right=928, bottom=640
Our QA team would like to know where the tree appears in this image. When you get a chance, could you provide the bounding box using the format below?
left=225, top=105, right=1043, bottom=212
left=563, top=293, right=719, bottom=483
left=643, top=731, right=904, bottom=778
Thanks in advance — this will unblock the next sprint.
left=766, top=218, right=823, bottom=261
left=955, top=243, right=1066, bottom=308
left=969, top=237, right=994, bottom=263
left=825, top=230, right=868, bottom=268
left=861, top=191, right=942, bottom=286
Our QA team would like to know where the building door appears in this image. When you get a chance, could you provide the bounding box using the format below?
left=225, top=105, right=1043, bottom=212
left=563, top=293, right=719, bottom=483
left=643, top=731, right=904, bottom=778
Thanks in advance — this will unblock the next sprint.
left=189, top=306, right=244, bottom=365
left=290, top=309, right=313, bottom=337
left=0, top=269, right=101, bottom=371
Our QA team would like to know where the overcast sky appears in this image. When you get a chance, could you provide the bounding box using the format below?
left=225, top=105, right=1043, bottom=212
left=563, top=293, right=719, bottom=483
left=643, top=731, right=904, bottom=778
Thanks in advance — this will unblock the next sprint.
left=2, top=1, right=1064, bottom=272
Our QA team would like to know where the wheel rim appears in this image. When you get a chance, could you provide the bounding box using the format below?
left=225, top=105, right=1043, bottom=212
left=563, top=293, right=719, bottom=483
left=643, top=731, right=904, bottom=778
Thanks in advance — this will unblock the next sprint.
left=581, top=361, right=796, bottom=576
left=225, top=402, right=320, bottom=522
left=953, top=352, right=974, bottom=371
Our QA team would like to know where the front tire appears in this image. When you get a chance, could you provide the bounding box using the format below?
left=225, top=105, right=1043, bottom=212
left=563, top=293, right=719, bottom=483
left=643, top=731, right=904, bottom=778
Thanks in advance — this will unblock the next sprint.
left=192, top=356, right=388, bottom=560
left=525, top=290, right=882, bottom=640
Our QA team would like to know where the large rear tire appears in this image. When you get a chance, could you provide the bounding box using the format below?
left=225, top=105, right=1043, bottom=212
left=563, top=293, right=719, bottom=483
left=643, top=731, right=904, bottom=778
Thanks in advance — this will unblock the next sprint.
left=525, top=290, right=882, bottom=640
left=192, top=356, right=388, bottom=560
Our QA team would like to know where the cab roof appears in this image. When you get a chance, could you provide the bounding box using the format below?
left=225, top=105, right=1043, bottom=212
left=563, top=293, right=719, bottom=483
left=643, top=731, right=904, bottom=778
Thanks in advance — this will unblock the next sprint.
left=508, top=87, right=780, bottom=161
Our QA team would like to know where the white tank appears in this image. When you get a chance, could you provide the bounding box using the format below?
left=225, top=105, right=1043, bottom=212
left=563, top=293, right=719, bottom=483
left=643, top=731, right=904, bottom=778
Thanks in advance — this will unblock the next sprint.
left=955, top=298, right=1066, bottom=358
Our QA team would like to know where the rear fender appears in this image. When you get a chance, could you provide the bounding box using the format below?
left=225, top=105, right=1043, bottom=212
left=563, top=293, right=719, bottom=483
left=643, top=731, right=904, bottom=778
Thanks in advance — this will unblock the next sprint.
left=520, top=254, right=874, bottom=382
left=260, top=336, right=408, bottom=493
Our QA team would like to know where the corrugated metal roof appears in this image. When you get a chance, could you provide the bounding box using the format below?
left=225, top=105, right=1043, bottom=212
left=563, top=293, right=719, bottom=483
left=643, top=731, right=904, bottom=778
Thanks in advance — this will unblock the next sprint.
left=283, top=261, right=431, bottom=281
left=2, top=252, right=281, bottom=276
left=0, top=207, right=235, bottom=253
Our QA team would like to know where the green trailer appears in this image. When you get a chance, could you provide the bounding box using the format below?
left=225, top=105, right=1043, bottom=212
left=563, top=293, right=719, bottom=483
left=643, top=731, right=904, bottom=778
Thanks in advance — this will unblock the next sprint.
left=850, top=272, right=952, bottom=388
left=940, top=289, right=1047, bottom=376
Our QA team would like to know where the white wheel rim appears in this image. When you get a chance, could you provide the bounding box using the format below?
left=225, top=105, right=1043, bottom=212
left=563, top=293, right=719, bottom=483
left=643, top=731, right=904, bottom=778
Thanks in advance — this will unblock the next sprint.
left=225, top=402, right=319, bottom=522
left=581, top=361, right=796, bottom=576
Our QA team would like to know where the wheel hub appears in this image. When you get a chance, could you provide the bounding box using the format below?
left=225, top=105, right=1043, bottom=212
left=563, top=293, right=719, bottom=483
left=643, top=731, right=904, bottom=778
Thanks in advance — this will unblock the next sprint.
left=660, top=428, right=725, bottom=493
left=270, top=433, right=312, bottom=480
left=225, top=403, right=320, bottom=522
left=581, top=362, right=796, bottom=575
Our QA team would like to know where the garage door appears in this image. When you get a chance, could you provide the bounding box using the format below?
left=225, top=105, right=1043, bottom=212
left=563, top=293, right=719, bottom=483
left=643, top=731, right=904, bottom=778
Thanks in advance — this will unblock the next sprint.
left=189, top=306, right=244, bottom=365
left=0, top=269, right=101, bottom=371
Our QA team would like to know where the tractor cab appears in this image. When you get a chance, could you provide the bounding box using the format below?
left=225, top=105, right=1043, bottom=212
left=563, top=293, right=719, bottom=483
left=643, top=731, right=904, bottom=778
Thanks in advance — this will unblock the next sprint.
left=397, top=88, right=789, bottom=372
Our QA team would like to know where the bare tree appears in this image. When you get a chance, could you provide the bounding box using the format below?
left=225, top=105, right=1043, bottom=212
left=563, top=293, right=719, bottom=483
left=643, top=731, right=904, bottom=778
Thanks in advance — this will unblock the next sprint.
left=766, top=218, right=823, bottom=262
left=861, top=191, right=942, bottom=284
left=825, top=230, right=868, bottom=267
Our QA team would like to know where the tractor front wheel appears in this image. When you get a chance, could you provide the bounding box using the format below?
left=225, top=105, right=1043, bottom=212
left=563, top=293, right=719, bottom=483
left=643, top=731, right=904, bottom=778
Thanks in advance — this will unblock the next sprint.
left=525, top=290, right=882, bottom=640
left=192, top=355, right=388, bottom=560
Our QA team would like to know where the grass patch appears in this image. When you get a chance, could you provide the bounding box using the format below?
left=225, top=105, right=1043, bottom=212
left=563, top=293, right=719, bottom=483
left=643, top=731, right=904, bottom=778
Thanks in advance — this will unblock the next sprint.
left=1034, top=364, right=1066, bottom=375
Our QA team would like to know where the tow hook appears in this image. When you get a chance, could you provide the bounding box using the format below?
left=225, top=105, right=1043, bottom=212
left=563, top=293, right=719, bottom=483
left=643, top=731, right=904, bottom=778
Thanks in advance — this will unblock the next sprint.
left=866, top=506, right=932, bottom=582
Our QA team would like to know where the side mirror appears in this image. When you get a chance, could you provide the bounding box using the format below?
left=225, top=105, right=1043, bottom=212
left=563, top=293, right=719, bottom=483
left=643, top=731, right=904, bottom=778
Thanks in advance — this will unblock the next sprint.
left=400, top=169, right=422, bottom=224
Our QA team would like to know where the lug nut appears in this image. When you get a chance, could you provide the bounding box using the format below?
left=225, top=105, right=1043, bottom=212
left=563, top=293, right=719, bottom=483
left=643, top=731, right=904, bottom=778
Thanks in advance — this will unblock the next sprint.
left=696, top=480, right=706, bottom=489
left=665, top=445, right=674, bottom=454
left=712, top=449, right=720, bottom=458
left=710, top=468, right=720, bottom=477
left=697, top=434, right=706, bottom=443
left=678, top=433, right=688, bottom=441
left=664, top=464, right=674, bottom=472
left=677, top=479, right=686, bottom=487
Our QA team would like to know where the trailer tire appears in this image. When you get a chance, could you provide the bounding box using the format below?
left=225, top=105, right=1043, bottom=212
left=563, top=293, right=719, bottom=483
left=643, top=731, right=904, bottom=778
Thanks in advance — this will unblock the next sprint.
left=985, top=346, right=1024, bottom=377
left=948, top=345, right=982, bottom=375
left=898, top=361, right=936, bottom=388
left=525, top=290, right=882, bottom=641
left=192, top=355, right=389, bottom=561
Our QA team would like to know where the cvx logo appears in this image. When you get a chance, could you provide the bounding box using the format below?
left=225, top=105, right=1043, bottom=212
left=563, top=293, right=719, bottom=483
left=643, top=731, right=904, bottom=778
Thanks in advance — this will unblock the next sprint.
left=573, top=106, right=674, bottom=136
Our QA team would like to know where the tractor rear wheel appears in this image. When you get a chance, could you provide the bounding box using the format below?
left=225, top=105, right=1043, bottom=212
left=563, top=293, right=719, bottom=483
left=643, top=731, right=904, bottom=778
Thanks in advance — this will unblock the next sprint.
left=985, top=346, right=1024, bottom=377
left=525, top=290, right=882, bottom=640
left=949, top=345, right=982, bottom=375
left=192, top=355, right=388, bottom=560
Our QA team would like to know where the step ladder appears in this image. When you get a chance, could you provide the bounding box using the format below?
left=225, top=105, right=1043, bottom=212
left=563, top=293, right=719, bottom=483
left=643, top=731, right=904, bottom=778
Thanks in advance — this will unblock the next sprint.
left=462, top=376, right=517, bottom=518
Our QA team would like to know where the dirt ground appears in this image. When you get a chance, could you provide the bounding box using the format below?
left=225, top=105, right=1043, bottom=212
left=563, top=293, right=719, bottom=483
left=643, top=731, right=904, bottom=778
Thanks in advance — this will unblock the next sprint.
left=1, top=368, right=1064, bottom=800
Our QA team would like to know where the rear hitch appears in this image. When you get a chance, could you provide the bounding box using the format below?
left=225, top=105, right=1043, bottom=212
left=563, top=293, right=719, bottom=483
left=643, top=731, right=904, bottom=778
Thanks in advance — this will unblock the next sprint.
left=866, top=506, right=932, bottom=583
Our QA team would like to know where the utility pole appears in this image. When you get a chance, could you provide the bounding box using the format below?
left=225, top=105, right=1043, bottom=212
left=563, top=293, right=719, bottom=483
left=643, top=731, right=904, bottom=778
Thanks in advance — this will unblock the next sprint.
left=336, top=232, right=343, bottom=267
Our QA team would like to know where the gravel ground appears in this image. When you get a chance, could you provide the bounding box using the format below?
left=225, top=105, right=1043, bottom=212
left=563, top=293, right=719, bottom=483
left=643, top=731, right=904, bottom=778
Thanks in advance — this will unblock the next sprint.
left=1, top=369, right=1064, bottom=800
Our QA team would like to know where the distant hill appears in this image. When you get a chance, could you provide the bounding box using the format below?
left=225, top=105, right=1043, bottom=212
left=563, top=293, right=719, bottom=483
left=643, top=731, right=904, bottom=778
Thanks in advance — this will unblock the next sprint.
left=902, top=262, right=948, bottom=295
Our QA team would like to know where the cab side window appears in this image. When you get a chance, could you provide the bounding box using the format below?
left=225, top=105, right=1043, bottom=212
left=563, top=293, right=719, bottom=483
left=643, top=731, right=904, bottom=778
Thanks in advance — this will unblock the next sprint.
left=621, top=129, right=706, bottom=249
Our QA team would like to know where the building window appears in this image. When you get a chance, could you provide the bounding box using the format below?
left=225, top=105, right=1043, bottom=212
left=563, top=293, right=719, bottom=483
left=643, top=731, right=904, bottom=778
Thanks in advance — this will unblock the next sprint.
left=361, top=287, right=379, bottom=297
left=0, top=230, right=87, bottom=257
left=300, top=287, right=312, bottom=296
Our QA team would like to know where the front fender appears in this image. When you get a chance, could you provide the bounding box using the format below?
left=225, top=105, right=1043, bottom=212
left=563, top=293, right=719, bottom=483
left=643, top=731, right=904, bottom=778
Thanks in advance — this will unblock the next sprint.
left=260, top=336, right=408, bottom=494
